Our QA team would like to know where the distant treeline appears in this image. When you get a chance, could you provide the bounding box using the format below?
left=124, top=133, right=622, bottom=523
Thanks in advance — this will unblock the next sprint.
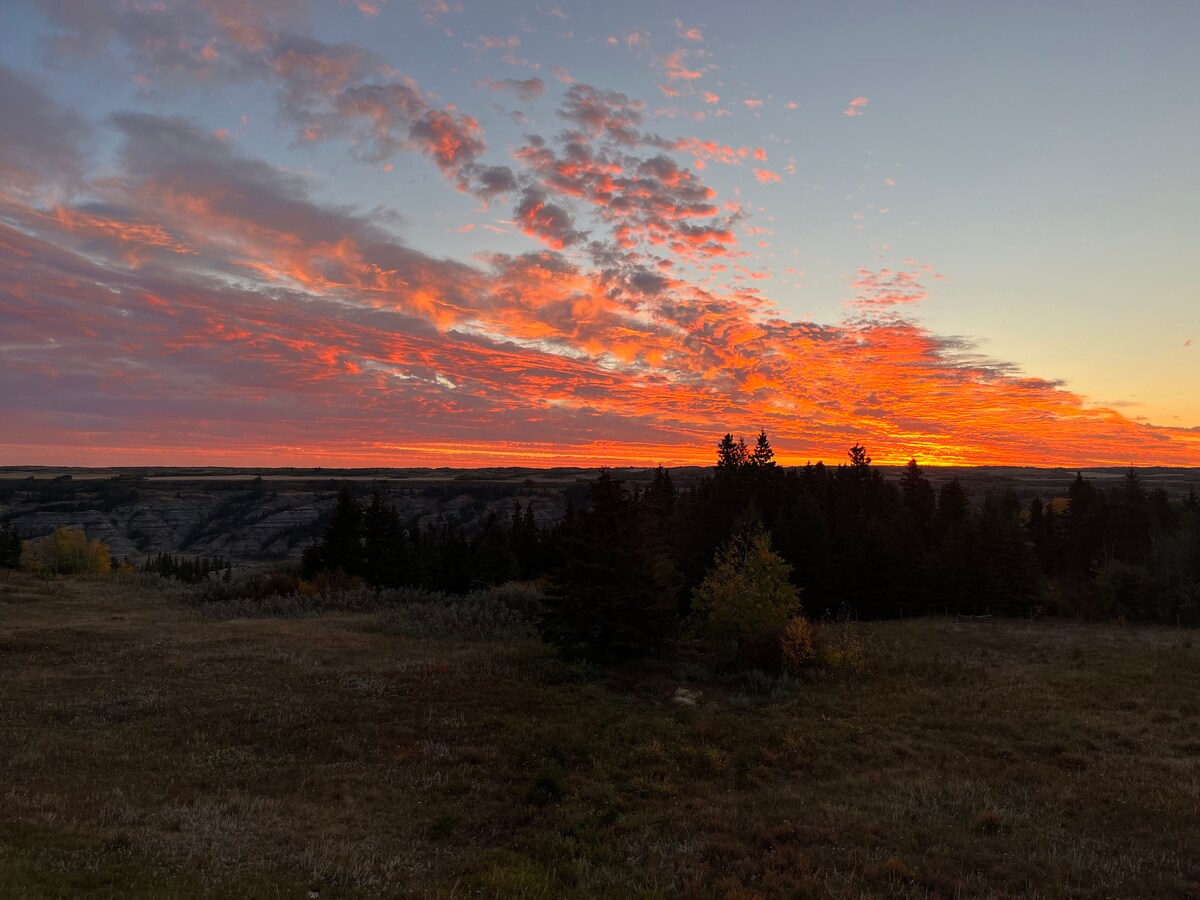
left=141, top=552, right=231, bottom=584
left=301, top=491, right=550, bottom=593
left=299, top=433, right=1200, bottom=655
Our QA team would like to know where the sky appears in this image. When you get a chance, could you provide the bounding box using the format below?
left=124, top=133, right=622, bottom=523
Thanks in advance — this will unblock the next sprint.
left=0, top=0, right=1198, bottom=468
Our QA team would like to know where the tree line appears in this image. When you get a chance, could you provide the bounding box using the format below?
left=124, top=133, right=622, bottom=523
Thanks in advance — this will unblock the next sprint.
left=297, top=432, right=1200, bottom=661
left=300, top=489, right=552, bottom=593
left=141, top=552, right=232, bottom=584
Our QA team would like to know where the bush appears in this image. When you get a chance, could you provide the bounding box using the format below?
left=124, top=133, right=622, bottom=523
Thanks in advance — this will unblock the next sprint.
left=691, top=524, right=800, bottom=660
left=188, top=575, right=543, bottom=640
left=381, top=585, right=541, bottom=642
left=816, top=617, right=870, bottom=673
left=780, top=616, right=817, bottom=674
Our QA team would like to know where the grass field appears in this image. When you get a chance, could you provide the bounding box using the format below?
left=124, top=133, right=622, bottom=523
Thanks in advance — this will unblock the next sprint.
left=1, top=570, right=1198, bottom=899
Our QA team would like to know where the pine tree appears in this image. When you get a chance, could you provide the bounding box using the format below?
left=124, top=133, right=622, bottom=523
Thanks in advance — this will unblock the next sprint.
left=750, top=430, right=776, bottom=468
left=0, top=522, right=22, bottom=569
left=716, top=433, right=748, bottom=469
left=303, top=484, right=365, bottom=579
left=900, top=458, right=936, bottom=546
left=935, top=478, right=969, bottom=540
left=362, top=490, right=406, bottom=588
left=540, top=470, right=677, bottom=661
left=643, top=465, right=676, bottom=519
left=847, top=444, right=871, bottom=469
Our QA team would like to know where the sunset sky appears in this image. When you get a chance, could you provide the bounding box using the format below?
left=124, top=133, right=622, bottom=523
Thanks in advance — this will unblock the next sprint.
left=1, top=0, right=1198, bottom=467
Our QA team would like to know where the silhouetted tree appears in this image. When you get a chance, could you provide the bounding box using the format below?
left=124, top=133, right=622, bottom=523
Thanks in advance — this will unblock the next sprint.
left=750, top=430, right=776, bottom=468
left=362, top=491, right=408, bottom=588
left=716, top=433, right=748, bottom=470
left=900, top=458, right=936, bottom=547
left=0, top=522, right=22, bottom=569
left=540, top=470, right=677, bottom=661
left=302, top=484, right=364, bottom=579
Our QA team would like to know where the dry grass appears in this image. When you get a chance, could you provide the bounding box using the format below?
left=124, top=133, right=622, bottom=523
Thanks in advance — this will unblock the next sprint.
left=1, top=569, right=1198, bottom=898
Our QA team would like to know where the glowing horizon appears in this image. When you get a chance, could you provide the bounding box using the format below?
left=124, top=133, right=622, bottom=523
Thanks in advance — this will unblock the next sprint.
left=1, top=2, right=1198, bottom=469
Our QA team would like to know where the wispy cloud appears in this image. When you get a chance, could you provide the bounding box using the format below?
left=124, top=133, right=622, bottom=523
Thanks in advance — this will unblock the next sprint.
left=843, top=96, right=869, bottom=117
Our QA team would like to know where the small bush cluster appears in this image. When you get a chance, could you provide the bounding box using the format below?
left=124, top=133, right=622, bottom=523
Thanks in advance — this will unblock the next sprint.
left=380, top=588, right=541, bottom=642
left=780, top=616, right=817, bottom=674
left=188, top=573, right=543, bottom=642
left=816, top=617, right=871, bottom=673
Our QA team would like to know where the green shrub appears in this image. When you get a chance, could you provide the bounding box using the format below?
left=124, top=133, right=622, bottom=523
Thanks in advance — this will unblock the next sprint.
left=691, top=524, right=800, bottom=661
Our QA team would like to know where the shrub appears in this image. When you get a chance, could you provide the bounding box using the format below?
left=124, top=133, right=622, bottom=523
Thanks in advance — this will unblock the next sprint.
left=780, top=616, right=817, bottom=674
left=380, top=586, right=540, bottom=642
left=691, top=524, right=800, bottom=660
left=817, top=617, right=870, bottom=673
left=189, top=576, right=544, bottom=639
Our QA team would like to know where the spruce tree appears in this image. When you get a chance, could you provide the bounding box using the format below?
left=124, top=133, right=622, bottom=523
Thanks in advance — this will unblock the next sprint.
left=0, top=522, right=22, bottom=569
left=750, top=430, right=776, bottom=468
left=540, top=470, right=677, bottom=662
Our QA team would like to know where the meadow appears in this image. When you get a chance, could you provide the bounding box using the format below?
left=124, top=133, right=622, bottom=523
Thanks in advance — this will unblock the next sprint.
left=1, top=570, right=1197, bottom=899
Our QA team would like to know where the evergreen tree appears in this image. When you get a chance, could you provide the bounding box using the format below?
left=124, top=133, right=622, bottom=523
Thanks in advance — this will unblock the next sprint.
left=643, top=465, right=676, bottom=519
left=750, top=430, right=776, bottom=468
left=540, top=470, right=677, bottom=661
left=0, top=522, right=22, bottom=569
left=716, top=433, right=748, bottom=470
left=934, top=478, right=969, bottom=540
left=471, top=511, right=519, bottom=588
left=362, top=491, right=407, bottom=588
left=302, top=484, right=365, bottom=579
left=900, top=458, right=936, bottom=546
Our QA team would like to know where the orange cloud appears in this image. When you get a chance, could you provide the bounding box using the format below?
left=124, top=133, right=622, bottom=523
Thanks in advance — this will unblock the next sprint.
left=3, top=54, right=1199, bottom=469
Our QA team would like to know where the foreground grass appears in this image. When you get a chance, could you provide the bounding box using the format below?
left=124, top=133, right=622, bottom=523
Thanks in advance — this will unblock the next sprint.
left=1, top=571, right=1198, bottom=899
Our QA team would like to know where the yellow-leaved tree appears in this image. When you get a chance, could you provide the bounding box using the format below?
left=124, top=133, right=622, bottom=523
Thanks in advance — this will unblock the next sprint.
left=23, top=527, right=112, bottom=576
left=691, top=522, right=801, bottom=658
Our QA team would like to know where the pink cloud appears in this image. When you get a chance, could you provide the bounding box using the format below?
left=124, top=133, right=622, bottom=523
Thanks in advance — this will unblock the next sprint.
left=850, top=267, right=928, bottom=308
left=674, top=19, right=704, bottom=42
left=843, top=96, right=868, bottom=117
left=672, top=137, right=750, bottom=166
left=754, top=168, right=781, bottom=184
left=663, top=49, right=705, bottom=81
